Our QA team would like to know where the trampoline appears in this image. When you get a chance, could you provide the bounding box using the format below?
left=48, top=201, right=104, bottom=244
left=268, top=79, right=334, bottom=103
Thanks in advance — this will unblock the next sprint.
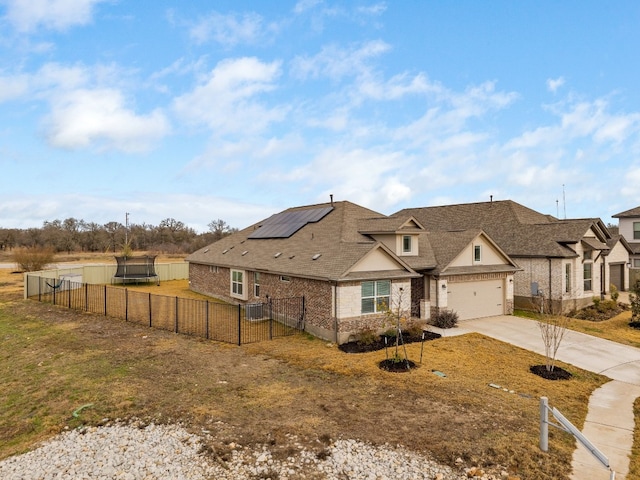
left=113, top=255, right=159, bottom=285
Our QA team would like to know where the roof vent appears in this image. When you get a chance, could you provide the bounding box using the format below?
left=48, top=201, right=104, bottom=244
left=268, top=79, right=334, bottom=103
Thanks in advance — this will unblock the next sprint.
left=289, top=255, right=295, bottom=259
left=203, top=248, right=209, bottom=253
left=242, top=251, right=248, bottom=256
left=312, top=253, right=321, bottom=260
left=222, top=249, right=228, bottom=254
left=274, top=252, right=282, bottom=258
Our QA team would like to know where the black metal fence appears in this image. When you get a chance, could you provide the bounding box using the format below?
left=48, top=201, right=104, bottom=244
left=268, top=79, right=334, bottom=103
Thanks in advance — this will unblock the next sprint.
left=25, top=276, right=305, bottom=345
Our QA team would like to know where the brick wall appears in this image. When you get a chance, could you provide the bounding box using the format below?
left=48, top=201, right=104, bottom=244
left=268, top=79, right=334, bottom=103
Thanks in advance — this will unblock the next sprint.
left=190, top=262, right=414, bottom=344
left=189, top=263, right=334, bottom=335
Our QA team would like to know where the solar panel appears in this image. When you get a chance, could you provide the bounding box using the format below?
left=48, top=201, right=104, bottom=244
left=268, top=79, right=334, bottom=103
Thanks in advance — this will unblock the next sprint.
left=248, top=206, right=334, bottom=239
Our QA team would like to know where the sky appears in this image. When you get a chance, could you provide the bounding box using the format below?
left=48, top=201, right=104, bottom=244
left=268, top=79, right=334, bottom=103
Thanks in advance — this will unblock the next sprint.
left=1, top=1, right=640, bottom=233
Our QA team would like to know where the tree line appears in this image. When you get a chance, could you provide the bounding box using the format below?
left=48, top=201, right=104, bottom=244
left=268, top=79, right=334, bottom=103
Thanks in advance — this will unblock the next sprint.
left=0, top=218, right=237, bottom=255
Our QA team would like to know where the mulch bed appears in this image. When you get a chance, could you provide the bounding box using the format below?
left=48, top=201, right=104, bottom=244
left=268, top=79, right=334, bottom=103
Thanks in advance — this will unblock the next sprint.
left=379, top=358, right=417, bottom=372
left=529, top=365, right=572, bottom=380
left=567, top=302, right=628, bottom=321
left=338, top=331, right=442, bottom=354
left=629, top=321, right=640, bottom=329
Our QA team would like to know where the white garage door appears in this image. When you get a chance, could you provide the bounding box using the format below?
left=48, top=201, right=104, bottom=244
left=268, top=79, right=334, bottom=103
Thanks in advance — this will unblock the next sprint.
left=448, top=279, right=504, bottom=320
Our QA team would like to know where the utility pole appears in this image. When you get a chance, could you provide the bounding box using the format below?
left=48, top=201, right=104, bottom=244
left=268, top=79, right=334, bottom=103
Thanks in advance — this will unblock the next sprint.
left=125, top=212, right=129, bottom=245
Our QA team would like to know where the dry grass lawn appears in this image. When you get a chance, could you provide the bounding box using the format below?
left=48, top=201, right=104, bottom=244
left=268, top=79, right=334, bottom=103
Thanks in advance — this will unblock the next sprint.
left=0, top=255, right=631, bottom=479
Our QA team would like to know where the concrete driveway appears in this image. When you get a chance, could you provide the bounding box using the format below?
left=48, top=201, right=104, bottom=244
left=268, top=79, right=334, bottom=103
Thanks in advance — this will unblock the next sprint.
left=432, top=315, right=640, bottom=479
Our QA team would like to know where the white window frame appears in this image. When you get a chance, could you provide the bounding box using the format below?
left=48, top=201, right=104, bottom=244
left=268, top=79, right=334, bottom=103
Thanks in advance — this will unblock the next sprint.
left=361, top=280, right=391, bottom=314
left=230, top=269, right=246, bottom=299
left=634, top=222, right=640, bottom=240
left=474, top=245, right=481, bottom=263
left=402, top=235, right=412, bottom=254
left=583, top=263, right=592, bottom=292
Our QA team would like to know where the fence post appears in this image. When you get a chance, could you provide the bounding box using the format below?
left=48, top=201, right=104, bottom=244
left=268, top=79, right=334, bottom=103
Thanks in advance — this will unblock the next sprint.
left=540, top=396, right=549, bottom=452
left=104, top=285, right=107, bottom=316
left=238, top=304, right=242, bottom=346
left=84, top=284, right=88, bottom=311
left=148, top=292, right=152, bottom=328
left=205, top=301, right=209, bottom=340
left=125, top=289, right=128, bottom=322
left=67, top=281, right=71, bottom=309
left=175, top=296, right=179, bottom=333
left=269, top=299, right=273, bottom=340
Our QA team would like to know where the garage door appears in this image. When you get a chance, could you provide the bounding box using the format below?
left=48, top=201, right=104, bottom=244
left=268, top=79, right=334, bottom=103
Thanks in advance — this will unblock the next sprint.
left=610, top=264, right=624, bottom=291
left=448, top=279, right=504, bottom=320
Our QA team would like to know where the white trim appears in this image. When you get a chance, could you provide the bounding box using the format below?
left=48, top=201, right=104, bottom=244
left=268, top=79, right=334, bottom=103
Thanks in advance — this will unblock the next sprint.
left=230, top=269, right=247, bottom=300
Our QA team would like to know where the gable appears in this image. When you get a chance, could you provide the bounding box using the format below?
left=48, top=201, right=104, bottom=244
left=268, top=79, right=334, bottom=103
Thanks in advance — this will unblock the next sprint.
left=349, top=246, right=408, bottom=272
left=449, top=233, right=512, bottom=268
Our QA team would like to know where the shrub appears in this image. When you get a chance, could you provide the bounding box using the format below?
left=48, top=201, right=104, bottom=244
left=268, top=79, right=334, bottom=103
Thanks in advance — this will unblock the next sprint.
left=12, top=247, right=55, bottom=272
left=356, top=327, right=380, bottom=345
left=610, top=284, right=619, bottom=302
left=431, top=309, right=459, bottom=329
left=403, top=318, right=426, bottom=337
left=630, top=281, right=640, bottom=322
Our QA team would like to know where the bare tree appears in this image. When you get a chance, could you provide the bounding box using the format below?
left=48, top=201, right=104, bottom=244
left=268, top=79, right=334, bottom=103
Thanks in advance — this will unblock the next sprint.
left=535, top=292, right=569, bottom=372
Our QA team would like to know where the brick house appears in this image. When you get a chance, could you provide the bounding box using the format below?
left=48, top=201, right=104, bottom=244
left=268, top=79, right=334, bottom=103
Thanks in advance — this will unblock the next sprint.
left=186, top=200, right=519, bottom=343
left=394, top=200, right=630, bottom=312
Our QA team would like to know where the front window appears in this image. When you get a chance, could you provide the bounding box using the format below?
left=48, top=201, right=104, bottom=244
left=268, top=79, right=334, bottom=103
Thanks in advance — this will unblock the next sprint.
left=634, top=259, right=640, bottom=268
left=583, top=263, right=592, bottom=291
left=474, top=245, right=481, bottom=262
left=565, top=263, right=571, bottom=293
left=231, top=270, right=244, bottom=296
left=634, top=222, right=640, bottom=240
left=402, top=235, right=412, bottom=253
left=584, top=249, right=592, bottom=260
left=361, top=280, right=391, bottom=314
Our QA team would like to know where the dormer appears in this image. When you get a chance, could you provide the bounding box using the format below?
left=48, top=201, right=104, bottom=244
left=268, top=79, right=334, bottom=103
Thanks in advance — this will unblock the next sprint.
left=358, top=216, right=424, bottom=257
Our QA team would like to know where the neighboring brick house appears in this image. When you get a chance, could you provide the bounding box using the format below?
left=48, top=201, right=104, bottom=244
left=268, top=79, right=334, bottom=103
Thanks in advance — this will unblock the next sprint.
left=186, top=200, right=519, bottom=344
left=394, top=200, right=629, bottom=312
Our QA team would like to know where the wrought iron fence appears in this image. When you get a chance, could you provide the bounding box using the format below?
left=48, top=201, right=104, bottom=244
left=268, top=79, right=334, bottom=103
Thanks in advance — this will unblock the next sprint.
left=25, top=275, right=305, bottom=345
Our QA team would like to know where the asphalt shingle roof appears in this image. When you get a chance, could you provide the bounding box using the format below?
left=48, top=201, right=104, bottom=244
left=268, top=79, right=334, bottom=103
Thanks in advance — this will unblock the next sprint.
left=613, top=206, right=640, bottom=218
left=394, top=200, right=610, bottom=258
left=186, top=201, right=420, bottom=282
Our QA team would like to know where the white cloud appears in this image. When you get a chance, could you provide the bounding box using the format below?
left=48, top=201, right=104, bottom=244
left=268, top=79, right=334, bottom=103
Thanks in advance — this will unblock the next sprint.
left=290, top=40, right=390, bottom=80
left=358, top=72, right=438, bottom=101
left=189, top=11, right=270, bottom=46
left=44, top=88, right=170, bottom=152
left=621, top=166, right=640, bottom=198
left=546, top=76, right=565, bottom=93
left=276, top=146, right=411, bottom=210
left=2, top=0, right=108, bottom=32
left=0, top=73, right=30, bottom=101
left=173, top=57, right=286, bottom=135
left=293, top=0, right=323, bottom=15
left=357, top=3, right=387, bottom=16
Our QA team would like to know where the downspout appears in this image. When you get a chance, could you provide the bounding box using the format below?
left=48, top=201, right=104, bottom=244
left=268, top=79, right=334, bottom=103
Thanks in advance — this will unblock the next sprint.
left=331, top=282, right=338, bottom=344
left=548, top=258, right=552, bottom=312
left=594, top=250, right=605, bottom=300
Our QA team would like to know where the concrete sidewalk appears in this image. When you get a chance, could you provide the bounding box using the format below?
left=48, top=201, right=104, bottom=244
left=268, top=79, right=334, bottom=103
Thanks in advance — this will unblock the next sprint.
left=431, top=315, right=640, bottom=479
